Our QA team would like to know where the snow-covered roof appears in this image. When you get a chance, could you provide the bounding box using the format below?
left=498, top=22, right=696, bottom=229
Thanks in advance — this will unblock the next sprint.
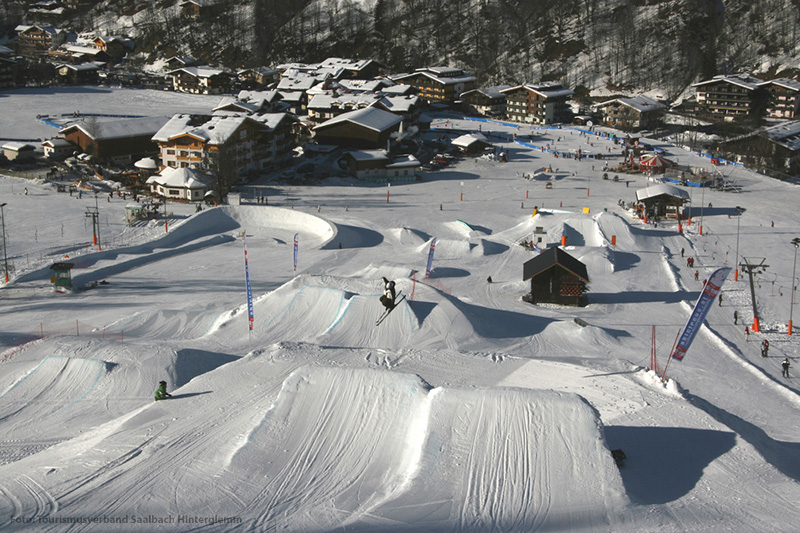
left=635, top=184, right=690, bottom=202
left=379, top=84, right=412, bottom=96
left=213, top=97, right=263, bottom=114
left=395, top=67, right=476, bottom=85
left=277, top=74, right=320, bottom=92
left=464, top=85, right=514, bottom=99
left=58, top=63, right=100, bottom=72
left=41, top=138, right=72, bottom=148
left=318, top=57, right=374, bottom=72
left=2, top=141, right=36, bottom=151
left=15, top=24, right=62, bottom=35
left=253, top=112, right=294, bottom=130
left=313, top=107, right=402, bottom=133
left=134, top=157, right=158, bottom=170
left=377, top=95, right=420, bottom=113
left=386, top=154, right=420, bottom=168
left=338, top=79, right=387, bottom=93
left=171, top=66, right=227, bottom=78
left=346, top=149, right=389, bottom=162
left=692, top=74, right=761, bottom=91
left=452, top=133, right=489, bottom=149
left=150, top=167, right=212, bottom=189
left=152, top=114, right=255, bottom=145
left=308, top=92, right=381, bottom=110
left=596, top=95, right=666, bottom=113
left=762, top=120, right=800, bottom=152
left=61, top=116, right=170, bottom=140
left=501, top=82, right=574, bottom=99
left=758, top=78, right=800, bottom=92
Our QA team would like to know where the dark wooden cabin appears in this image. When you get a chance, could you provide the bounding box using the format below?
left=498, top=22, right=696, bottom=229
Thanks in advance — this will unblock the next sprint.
left=523, top=247, right=589, bottom=306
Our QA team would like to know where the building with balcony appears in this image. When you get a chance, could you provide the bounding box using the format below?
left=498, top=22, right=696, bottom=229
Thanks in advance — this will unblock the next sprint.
left=692, top=74, right=764, bottom=120
left=501, top=82, right=574, bottom=124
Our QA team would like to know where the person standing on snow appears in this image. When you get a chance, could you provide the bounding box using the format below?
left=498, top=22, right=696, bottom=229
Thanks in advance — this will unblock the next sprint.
left=380, top=277, right=396, bottom=311
left=782, top=358, right=791, bottom=378
left=155, top=380, right=172, bottom=401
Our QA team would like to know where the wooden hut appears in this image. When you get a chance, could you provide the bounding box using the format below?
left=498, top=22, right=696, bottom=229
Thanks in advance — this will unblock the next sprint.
left=523, top=247, right=589, bottom=306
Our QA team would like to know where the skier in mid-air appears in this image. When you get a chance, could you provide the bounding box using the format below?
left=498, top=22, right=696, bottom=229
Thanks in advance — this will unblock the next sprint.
left=380, top=277, right=396, bottom=310
left=155, top=380, right=172, bottom=401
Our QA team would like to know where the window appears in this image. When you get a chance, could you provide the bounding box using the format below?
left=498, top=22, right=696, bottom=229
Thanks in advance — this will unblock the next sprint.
left=168, top=189, right=180, bottom=196
left=167, top=149, right=175, bottom=155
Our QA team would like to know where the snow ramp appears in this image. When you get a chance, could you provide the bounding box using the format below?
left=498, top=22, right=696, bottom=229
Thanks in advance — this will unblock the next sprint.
left=222, top=367, right=627, bottom=531
left=249, top=284, right=418, bottom=348
left=0, top=356, right=107, bottom=435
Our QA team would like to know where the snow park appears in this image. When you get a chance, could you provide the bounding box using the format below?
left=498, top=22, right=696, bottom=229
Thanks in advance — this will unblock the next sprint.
left=1, top=87, right=800, bottom=532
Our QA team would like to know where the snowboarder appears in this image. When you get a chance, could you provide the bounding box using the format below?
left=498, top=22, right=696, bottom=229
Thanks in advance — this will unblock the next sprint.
left=782, top=358, right=791, bottom=378
left=380, top=277, right=396, bottom=311
left=154, top=380, right=172, bottom=401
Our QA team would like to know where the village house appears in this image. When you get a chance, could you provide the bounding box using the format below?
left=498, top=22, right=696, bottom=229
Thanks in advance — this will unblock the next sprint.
left=56, top=62, right=100, bottom=84
left=60, top=116, right=170, bottom=163
left=2, top=141, right=37, bottom=162
left=451, top=133, right=492, bottom=155
left=152, top=112, right=295, bottom=176
left=15, top=24, right=67, bottom=58
left=146, top=166, right=214, bottom=201
left=634, top=183, right=690, bottom=219
left=720, top=120, right=800, bottom=177
left=392, top=66, right=477, bottom=105
left=340, top=149, right=420, bottom=182
left=307, top=92, right=382, bottom=122
left=166, top=55, right=201, bottom=71
left=459, top=86, right=512, bottom=117
left=179, top=0, right=214, bottom=18
left=594, top=95, right=666, bottom=130
left=318, top=57, right=381, bottom=79
left=237, top=66, right=279, bottom=88
left=213, top=90, right=282, bottom=115
left=313, top=107, right=403, bottom=149
left=758, top=78, right=800, bottom=119
left=692, top=74, right=765, bottom=121
left=522, top=247, right=589, bottom=307
left=501, top=82, right=574, bottom=124
left=375, top=95, right=422, bottom=123
left=50, top=44, right=110, bottom=64
left=41, top=137, right=75, bottom=159
left=251, top=113, right=298, bottom=170
left=171, top=66, right=232, bottom=94
left=92, top=35, right=134, bottom=62
left=337, top=79, right=392, bottom=93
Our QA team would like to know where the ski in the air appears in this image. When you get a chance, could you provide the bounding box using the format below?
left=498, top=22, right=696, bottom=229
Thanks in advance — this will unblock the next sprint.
left=376, top=293, right=405, bottom=326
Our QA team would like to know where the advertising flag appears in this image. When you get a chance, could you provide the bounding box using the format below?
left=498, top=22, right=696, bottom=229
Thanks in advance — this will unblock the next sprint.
left=425, top=238, right=437, bottom=278
left=243, top=233, right=254, bottom=331
left=293, top=233, right=299, bottom=273
left=671, top=267, right=731, bottom=361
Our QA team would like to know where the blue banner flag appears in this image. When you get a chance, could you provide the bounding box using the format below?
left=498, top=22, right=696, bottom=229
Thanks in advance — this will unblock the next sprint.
left=293, top=233, right=299, bottom=273
left=425, top=238, right=437, bottom=278
left=672, top=267, right=731, bottom=361
left=243, top=233, right=254, bottom=331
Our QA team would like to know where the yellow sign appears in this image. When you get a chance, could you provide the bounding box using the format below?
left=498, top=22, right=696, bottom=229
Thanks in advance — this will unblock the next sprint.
left=583, top=207, right=590, bottom=214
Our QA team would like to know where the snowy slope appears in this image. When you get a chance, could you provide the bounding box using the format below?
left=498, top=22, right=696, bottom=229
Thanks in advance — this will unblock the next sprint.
left=2, top=91, right=800, bottom=531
